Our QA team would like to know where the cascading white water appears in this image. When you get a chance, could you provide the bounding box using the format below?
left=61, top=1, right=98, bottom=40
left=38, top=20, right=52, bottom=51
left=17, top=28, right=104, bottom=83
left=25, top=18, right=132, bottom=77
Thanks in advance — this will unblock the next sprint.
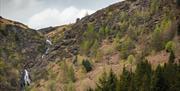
left=45, top=48, right=49, bottom=54
left=42, top=39, right=53, bottom=59
left=46, top=39, right=52, bottom=45
left=24, top=69, right=31, bottom=85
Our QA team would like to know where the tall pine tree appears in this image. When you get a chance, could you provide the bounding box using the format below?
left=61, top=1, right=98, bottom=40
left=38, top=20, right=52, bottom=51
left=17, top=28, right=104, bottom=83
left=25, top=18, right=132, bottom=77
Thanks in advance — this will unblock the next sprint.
left=96, top=69, right=117, bottom=91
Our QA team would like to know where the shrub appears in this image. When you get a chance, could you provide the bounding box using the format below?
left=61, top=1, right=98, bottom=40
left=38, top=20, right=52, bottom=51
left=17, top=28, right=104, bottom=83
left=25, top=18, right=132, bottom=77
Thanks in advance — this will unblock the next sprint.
left=37, top=44, right=46, bottom=53
left=118, top=37, right=135, bottom=59
left=64, top=81, right=75, bottom=91
left=96, top=69, right=117, bottom=91
left=82, top=59, right=92, bottom=72
left=0, top=24, right=8, bottom=36
left=83, top=23, right=97, bottom=40
left=119, top=20, right=128, bottom=33
left=60, top=61, right=75, bottom=82
left=48, top=80, right=56, bottom=91
left=150, top=0, right=160, bottom=14
left=169, top=51, right=175, bottom=64
left=80, top=23, right=98, bottom=55
left=99, top=27, right=106, bottom=39
left=104, top=26, right=110, bottom=37
left=99, top=26, right=110, bottom=39
left=90, top=39, right=99, bottom=57
left=165, top=41, right=175, bottom=52
left=67, top=65, right=75, bottom=82
left=127, top=25, right=138, bottom=41
left=80, top=40, right=93, bottom=55
left=151, top=18, right=173, bottom=52
left=127, top=55, right=135, bottom=64
left=151, top=26, right=163, bottom=51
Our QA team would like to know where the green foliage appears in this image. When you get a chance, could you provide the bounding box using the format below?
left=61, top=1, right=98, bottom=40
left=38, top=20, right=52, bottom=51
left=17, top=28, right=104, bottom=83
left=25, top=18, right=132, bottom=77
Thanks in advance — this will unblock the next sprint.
left=119, top=12, right=129, bottom=33
left=99, top=26, right=110, bottom=39
left=91, top=53, right=180, bottom=91
left=37, top=44, right=46, bottom=53
left=99, top=27, right=106, bottom=39
left=80, top=23, right=99, bottom=55
left=48, top=80, right=56, bottom=91
left=64, top=81, right=76, bottom=91
left=116, top=67, right=134, bottom=91
left=160, top=18, right=172, bottom=32
left=82, top=59, right=92, bottom=72
left=104, top=26, right=110, bottom=37
left=0, top=58, right=19, bottom=90
left=96, top=70, right=108, bottom=91
left=134, top=60, right=152, bottom=91
left=118, top=37, right=135, bottom=59
left=169, top=51, right=175, bottom=64
left=90, top=39, right=99, bottom=57
left=151, top=25, right=163, bottom=51
left=0, top=24, right=8, bottom=36
left=127, top=25, right=138, bottom=41
left=60, top=61, right=76, bottom=83
left=83, top=23, right=98, bottom=40
left=150, top=0, right=160, bottom=14
left=80, top=23, right=111, bottom=56
left=165, top=41, right=175, bottom=52
left=96, top=69, right=117, bottom=91
left=80, top=40, right=94, bottom=55
left=151, top=65, right=169, bottom=91
left=151, top=17, right=173, bottom=52
left=127, top=55, right=135, bottom=65
left=67, top=65, right=76, bottom=82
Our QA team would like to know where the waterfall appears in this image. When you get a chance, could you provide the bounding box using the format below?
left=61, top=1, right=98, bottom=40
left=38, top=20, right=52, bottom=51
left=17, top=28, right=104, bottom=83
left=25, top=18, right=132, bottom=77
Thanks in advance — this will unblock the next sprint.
left=41, top=54, right=45, bottom=59
left=24, top=69, right=31, bottom=85
left=20, top=69, right=31, bottom=91
left=46, top=39, right=52, bottom=45
left=45, top=48, right=49, bottom=54
left=42, top=39, right=53, bottom=59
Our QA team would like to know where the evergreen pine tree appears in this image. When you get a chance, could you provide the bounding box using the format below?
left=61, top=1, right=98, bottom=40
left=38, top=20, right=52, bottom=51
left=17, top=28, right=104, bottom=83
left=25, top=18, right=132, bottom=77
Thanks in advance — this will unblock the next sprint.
left=116, top=67, right=133, bottom=91
left=96, top=69, right=117, bottom=91
left=96, top=70, right=108, bottom=91
left=151, top=65, right=169, bottom=91
left=134, top=60, right=152, bottom=91
left=169, top=50, right=175, bottom=64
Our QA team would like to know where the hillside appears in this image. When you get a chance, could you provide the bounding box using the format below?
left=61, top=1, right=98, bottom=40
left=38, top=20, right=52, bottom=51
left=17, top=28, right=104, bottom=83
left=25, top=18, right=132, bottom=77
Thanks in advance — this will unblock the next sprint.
left=0, top=0, right=180, bottom=91
left=0, top=17, right=46, bottom=90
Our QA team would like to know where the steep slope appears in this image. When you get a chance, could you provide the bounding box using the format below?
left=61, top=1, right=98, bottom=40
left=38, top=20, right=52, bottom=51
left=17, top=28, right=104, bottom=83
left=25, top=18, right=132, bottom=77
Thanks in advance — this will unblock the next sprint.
left=44, top=0, right=180, bottom=61
left=0, top=17, right=46, bottom=91
left=1, top=0, right=180, bottom=91
left=30, top=0, right=180, bottom=91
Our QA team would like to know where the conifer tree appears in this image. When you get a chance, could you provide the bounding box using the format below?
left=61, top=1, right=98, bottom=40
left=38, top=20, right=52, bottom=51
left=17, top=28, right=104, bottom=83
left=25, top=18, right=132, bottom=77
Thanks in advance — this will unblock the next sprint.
left=96, top=69, right=117, bottom=91
left=151, top=65, right=169, bottom=91
left=169, top=50, right=175, bottom=64
left=134, top=60, right=152, bottom=91
left=116, top=67, right=133, bottom=91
